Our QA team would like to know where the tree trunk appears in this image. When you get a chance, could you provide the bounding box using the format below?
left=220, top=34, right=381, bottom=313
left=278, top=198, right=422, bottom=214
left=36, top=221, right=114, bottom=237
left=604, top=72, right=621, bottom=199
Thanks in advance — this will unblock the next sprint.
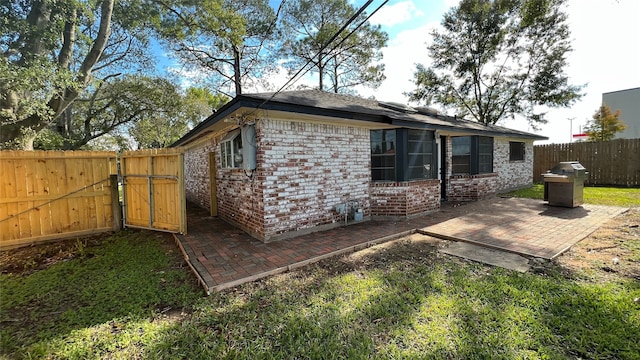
left=23, top=0, right=51, bottom=62
left=0, top=123, right=38, bottom=150
left=233, top=45, right=242, bottom=95
left=1, top=0, right=115, bottom=150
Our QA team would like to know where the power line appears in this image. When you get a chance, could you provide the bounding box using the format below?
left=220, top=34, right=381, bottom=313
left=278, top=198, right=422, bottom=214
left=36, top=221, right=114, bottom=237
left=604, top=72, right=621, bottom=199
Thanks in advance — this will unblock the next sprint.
left=247, top=0, right=389, bottom=116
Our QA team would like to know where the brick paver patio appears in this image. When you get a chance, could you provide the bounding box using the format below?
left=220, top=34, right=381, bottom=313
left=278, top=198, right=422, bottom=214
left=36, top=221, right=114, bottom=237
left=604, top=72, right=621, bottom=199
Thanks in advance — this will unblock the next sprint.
left=174, top=197, right=627, bottom=294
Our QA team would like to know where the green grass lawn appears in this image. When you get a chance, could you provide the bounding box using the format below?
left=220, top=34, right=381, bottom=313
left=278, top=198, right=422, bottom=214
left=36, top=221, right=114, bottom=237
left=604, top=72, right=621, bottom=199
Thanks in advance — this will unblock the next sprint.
left=2, top=187, right=640, bottom=359
left=2, top=225, right=640, bottom=359
left=503, top=184, right=640, bottom=207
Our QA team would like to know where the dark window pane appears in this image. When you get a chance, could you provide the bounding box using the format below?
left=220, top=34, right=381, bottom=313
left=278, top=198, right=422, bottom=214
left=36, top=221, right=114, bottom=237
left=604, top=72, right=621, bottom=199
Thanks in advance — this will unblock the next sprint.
left=372, top=168, right=396, bottom=181
left=371, top=129, right=397, bottom=181
left=371, top=130, right=382, bottom=153
left=408, top=141, right=426, bottom=154
left=452, top=155, right=470, bottom=174
left=371, top=130, right=396, bottom=154
left=407, top=130, right=435, bottom=180
left=509, top=142, right=525, bottom=161
left=452, top=136, right=471, bottom=156
left=371, top=154, right=395, bottom=168
left=452, top=163, right=470, bottom=175
left=232, top=135, right=243, bottom=168
left=478, top=136, right=493, bottom=173
left=407, top=167, right=422, bottom=179
left=382, top=130, right=396, bottom=153
left=408, top=129, right=433, bottom=141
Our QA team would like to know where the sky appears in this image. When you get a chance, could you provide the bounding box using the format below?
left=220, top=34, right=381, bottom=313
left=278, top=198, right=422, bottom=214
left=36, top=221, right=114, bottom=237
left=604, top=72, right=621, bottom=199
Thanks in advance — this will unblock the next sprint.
left=172, top=0, right=640, bottom=144
left=280, top=0, right=639, bottom=144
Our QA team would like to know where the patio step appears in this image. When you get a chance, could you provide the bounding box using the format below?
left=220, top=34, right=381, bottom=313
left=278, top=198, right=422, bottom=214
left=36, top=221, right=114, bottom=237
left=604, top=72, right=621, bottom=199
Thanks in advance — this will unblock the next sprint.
left=439, top=242, right=531, bottom=273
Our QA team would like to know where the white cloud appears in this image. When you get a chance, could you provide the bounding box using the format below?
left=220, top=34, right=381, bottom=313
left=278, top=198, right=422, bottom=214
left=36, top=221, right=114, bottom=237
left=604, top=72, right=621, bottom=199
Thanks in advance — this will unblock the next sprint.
left=443, top=0, right=460, bottom=10
left=369, top=1, right=424, bottom=27
left=356, top=22, right=438, bottom=103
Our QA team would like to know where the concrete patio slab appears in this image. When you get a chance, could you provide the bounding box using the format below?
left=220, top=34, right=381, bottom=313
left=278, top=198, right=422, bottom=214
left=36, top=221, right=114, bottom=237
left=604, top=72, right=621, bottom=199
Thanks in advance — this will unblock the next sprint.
left=440, top=242, right=531, bottom=273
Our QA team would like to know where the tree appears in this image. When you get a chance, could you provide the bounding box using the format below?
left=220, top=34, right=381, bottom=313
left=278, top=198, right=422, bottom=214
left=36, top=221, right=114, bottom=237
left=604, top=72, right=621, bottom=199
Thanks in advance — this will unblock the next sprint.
left=183, top=87, right=230, bottom=118
left=34, top=75, right=185, bottom=150
left=1, top=0, right=116, bottom=149
left=280, top=0, right=388, bottom=93
left=0, top=0, right=165, bottom=150
left=156, top=0, right=280, bottom=96
left=408, top=0, right=582, bottom=127
left=584, top=105, right=625, bottom=141
left=128, top=87, right=228, bottom=149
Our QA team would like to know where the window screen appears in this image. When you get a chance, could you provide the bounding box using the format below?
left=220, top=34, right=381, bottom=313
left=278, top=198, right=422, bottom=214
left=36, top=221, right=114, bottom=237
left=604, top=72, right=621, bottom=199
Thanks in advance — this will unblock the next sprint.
left=451, top=136, right=493, bottom=175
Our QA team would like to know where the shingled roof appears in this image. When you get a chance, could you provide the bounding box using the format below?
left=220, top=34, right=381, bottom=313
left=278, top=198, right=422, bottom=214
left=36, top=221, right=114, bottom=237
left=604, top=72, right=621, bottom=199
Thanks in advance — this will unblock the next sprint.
left=172, top=90, right=547, bottom=147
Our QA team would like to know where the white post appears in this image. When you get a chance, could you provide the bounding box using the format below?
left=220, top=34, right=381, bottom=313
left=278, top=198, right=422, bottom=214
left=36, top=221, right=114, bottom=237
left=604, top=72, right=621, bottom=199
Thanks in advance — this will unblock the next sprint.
left=568, top=117, right=575, bottom=143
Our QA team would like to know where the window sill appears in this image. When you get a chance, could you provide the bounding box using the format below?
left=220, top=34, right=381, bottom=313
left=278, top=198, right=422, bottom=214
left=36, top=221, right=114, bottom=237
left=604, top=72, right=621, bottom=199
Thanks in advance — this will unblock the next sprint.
left=371, top=179, right=440, bottom=186
left=450, top=173, right=497, bottom=179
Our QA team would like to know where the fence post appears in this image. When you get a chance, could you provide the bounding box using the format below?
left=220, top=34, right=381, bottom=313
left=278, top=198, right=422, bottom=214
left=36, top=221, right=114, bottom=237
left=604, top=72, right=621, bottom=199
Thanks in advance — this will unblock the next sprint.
left=110, top=174, right=122, bottom=231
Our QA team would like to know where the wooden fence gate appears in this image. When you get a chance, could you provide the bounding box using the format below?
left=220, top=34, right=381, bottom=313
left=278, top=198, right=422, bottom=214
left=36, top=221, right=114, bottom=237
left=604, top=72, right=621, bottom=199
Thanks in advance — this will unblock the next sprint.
left=120, top=148, right=186, bottom=234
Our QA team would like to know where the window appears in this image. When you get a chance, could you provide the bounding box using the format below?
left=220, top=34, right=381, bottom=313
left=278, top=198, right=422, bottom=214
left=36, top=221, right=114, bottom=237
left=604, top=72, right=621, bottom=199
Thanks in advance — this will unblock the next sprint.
left=407, top=129, right=435, bottom=180
left=371, top=129, right=396, bottom=181
left=451, top=136, right=493, bottom=175
left=478, top=136, right=493, bottom=173
left=220, top=129, right=243, bottom=168
left=509, top=141, right=525, bottom=161
left=371, top=129, right=436, bottom=181
left=452, top=136, right=471, bottom=174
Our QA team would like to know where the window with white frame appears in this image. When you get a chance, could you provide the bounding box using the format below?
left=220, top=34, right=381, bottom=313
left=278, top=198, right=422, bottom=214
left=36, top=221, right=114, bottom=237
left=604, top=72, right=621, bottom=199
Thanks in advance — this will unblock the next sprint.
left=220, top=129, right=243, bottom=168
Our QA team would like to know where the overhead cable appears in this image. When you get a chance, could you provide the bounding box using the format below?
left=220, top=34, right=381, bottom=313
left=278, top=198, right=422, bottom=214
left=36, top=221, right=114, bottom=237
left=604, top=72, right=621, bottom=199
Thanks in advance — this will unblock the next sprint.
left=247, top=0, right=390, bottom=115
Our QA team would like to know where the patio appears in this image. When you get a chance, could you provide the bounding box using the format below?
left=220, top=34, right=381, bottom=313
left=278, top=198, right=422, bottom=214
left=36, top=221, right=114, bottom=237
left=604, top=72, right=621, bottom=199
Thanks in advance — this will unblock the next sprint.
left=174, top=197, right=627, bottom=294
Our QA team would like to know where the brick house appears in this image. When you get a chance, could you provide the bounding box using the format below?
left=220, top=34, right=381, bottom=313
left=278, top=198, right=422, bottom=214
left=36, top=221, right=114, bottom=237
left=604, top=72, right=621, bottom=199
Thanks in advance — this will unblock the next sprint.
left=172, top=90, right=547, bottom=242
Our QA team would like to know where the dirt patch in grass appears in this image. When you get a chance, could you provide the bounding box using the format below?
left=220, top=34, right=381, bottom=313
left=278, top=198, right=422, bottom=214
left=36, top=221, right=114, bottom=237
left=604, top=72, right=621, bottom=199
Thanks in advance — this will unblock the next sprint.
left=555, top=207, right=640, bottom=281
left=0, top=233, right=114, bottom=275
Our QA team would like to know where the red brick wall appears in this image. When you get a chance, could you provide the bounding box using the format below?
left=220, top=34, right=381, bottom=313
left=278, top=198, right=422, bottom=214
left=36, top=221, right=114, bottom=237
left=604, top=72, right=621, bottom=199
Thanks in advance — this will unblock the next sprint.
left=448, top=173, right=498, bottom=201
left=183, top=126, right=535, bottom=241
left=370, top=179, right=440, bottom=217
left=259, top=119, right=370, bottom=240
left=184, top=141, right=216, bottom=209
left=217, top=167, right=265, bottom=239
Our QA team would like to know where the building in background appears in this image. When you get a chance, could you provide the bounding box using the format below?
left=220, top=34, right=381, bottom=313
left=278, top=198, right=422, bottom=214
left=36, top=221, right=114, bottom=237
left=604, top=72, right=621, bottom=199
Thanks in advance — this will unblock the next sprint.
left=602, top=87, right=640, bottom=139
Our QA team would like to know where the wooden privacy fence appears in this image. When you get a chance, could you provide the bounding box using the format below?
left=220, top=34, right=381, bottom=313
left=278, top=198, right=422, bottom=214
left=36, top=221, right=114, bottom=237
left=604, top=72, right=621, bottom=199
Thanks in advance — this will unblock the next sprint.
left=0, top=151, right=118, bottom=249
left=120, top=148, right=186, bottom=234
left=534, top=138, right=640, bottom=186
